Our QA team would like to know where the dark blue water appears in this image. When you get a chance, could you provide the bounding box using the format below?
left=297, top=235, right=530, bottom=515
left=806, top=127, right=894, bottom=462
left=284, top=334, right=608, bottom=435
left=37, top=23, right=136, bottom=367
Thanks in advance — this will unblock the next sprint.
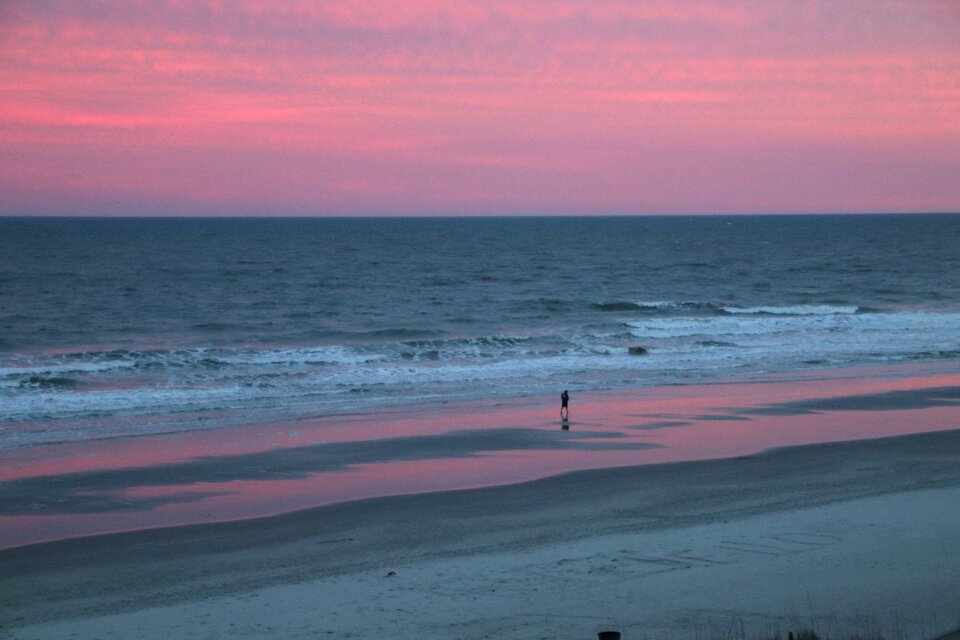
left=2, top=215, right=959, bottom=449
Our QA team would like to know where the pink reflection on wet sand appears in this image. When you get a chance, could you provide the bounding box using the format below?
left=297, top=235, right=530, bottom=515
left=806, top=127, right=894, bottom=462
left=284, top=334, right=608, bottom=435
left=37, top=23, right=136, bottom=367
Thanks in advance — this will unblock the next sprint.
left=1, top=363, right=957, bottom=549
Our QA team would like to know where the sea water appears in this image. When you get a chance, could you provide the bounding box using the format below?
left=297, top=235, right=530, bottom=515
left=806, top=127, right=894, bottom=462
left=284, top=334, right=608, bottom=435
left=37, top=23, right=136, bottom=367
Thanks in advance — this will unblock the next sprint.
left=1, top=214, right=959, bottom=450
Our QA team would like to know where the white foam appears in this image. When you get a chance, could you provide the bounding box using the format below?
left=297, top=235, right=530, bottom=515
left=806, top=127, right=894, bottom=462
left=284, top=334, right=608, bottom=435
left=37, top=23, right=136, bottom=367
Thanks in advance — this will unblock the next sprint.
left=629, top=311, right=960, bottom=359
left=627, top=315, right=821, bottom=339
left=634, top=300, right=717, bottom=312
left=217, top=346, right=385, bottom=367
left=0, top=359, right=137, bottom=378
left=3, top=310, right=959, bottom=450
left=723, top=305, right=859, bottom=315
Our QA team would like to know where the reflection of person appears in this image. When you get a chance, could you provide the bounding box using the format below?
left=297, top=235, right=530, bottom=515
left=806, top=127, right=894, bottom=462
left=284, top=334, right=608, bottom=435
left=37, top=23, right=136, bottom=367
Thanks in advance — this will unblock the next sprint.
left=560, top=389, right=569, bottom=420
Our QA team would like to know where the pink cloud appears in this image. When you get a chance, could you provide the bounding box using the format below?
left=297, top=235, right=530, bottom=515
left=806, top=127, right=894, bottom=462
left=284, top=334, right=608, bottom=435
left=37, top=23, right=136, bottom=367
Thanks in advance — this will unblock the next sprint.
left=1, top=0, right=958, bottom=215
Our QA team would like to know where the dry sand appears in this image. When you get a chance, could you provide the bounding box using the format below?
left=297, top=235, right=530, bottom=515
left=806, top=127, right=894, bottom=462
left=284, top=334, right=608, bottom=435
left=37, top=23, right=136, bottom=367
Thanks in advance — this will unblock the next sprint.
left=3, top=429, right=960, bottom=639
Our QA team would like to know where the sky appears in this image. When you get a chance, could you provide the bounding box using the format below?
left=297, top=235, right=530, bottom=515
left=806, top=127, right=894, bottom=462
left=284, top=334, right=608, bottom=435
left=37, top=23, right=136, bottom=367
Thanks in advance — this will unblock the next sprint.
left=1, top=1, right=958, bottom=216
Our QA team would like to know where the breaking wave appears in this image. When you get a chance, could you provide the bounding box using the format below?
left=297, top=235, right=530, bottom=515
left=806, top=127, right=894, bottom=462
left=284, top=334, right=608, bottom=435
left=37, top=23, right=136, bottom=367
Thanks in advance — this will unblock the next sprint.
left=591, top=301, right=859, bottom=317
left=721, top=304, right=860, bottom=316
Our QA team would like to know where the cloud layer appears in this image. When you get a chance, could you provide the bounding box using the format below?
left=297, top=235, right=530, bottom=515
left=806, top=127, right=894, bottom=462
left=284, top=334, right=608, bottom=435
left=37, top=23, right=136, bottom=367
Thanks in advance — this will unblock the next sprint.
left=2, top=1, right=958, bottom=215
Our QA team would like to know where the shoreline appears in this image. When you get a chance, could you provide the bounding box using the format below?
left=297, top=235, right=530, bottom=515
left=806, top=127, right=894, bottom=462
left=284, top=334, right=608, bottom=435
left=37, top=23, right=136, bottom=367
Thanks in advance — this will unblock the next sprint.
left=2, top=361, right=959, bottom=552
left=3, top=427, right=960, bottom=637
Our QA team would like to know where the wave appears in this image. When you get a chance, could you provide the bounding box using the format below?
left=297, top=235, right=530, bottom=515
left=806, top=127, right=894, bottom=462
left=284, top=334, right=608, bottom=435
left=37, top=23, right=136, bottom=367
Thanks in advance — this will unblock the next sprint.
left=402, top=335, right=533, bottom=349
left=592, top=300, right=723, bottom=314
left=626, top=309, right=960, bottom=342
left=0, top=334, right=552, bottom=385
left=18, top=376, right=81, bottom=389
left=520, top=298, right=577, bottom=312
left=592, top=301, right=643, bottom=312
left=636, top=300, right=724, bottom=313
left=0, top=357, right=138, bottom=379
left=0, top=345, right=385, bottom=381
left=910, top=349, right=960, bottom=360
left=721, top=304, right=859, bottom=316
left=3, top=310, right=960, bottom=445
left=594, top=301, right=862, bottom=318
left=396, top=335, right=559, bottom=362
left=695, top=340, right=737, bottom=348
left=192, top=322, right=235, bottom=332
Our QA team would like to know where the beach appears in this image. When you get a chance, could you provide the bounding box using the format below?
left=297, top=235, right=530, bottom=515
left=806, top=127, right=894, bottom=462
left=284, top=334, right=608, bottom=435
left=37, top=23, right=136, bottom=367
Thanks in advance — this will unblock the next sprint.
left=2, top=216, right=960, bottom=638
left=3, top=376, right=960, bottom=639
left=4, top=0, right=960, bottom=634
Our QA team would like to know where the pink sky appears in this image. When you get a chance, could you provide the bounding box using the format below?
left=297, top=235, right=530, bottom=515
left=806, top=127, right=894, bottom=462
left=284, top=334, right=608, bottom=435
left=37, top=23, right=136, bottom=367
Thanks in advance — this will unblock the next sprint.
left=1, top=1, right=958, bottom=216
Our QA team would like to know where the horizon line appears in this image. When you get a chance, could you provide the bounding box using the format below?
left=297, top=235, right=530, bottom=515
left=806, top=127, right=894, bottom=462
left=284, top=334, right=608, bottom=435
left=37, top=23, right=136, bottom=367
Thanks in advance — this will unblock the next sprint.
left=2, top=211, right=959, bottom=220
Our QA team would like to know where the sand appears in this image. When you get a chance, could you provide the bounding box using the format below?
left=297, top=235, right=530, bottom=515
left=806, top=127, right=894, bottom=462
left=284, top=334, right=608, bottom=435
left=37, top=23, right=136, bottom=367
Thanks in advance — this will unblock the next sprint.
left=3, top=429, right=960, bottom=640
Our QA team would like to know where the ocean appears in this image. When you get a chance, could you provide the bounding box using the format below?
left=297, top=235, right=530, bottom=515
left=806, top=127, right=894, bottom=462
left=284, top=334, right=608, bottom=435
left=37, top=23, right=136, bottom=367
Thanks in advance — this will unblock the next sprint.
left=2, top=214, right=959, bottom=451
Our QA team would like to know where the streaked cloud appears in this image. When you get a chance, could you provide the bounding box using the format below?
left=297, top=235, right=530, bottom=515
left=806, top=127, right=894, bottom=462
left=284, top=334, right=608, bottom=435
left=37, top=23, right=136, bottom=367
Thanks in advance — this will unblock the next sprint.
left=1, top=0, right=958, bottom=215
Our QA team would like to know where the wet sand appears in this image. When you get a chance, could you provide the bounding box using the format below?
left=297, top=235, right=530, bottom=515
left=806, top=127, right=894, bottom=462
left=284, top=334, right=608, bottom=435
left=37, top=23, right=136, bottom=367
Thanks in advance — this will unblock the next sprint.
left=2, top=362, right=959, bottom=551
left=3, top=428, right=960, bottom=639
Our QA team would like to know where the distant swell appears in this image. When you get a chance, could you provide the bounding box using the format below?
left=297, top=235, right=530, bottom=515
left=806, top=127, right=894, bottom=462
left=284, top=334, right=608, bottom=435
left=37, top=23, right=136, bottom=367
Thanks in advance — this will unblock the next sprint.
left=636, top=301, right=723, bottom=313
left=192, top=322, right=233, bottom=332
left=594, top=300, right=728, bottom=315
left=364, top=328, right=445, bottom=339
left=696, top=340, right=737, bottom=348
left=592, top=302, right=642, bottom=312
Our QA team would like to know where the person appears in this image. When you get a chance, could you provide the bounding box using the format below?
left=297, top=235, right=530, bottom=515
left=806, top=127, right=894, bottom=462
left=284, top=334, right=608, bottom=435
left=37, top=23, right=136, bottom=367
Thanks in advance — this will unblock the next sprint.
left=560, top=389, right=569, bottom=420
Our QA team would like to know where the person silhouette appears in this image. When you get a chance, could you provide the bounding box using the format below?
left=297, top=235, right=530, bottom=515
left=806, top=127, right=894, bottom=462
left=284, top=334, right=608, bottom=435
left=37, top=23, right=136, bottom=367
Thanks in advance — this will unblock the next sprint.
left=560, top=389, right=569, bottom=420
